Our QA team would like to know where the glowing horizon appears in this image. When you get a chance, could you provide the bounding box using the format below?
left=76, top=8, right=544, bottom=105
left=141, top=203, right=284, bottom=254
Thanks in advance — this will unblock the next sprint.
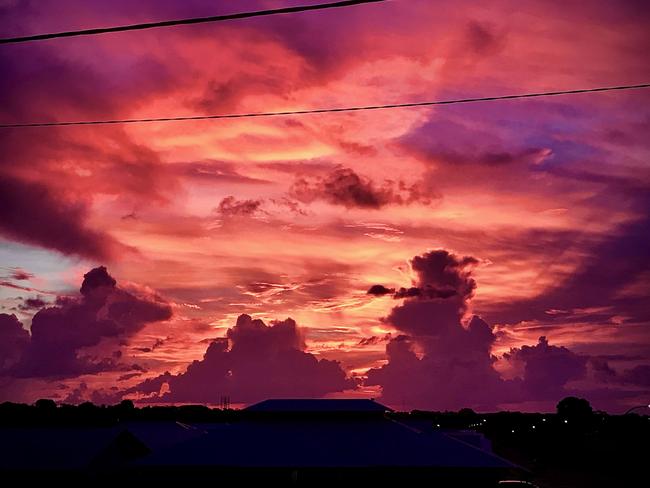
left=1, top=0, right=648, bottom=412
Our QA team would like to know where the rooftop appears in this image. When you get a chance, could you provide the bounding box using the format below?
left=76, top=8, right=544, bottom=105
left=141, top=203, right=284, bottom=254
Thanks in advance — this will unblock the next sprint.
left=138, top=417, right=515, bottom=469
left=245, top=398, right=393, bottom=413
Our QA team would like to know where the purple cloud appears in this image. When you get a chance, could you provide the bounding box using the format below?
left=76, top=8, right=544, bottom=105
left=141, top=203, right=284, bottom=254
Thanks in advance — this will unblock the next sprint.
left=0, top=174, right=120, bottom=260
left=18, top=297, right=48, bottom=311
left=131, top=314, right=354, bottom=403
left=503, top=337, right=588, bottom=398
left=7, top=267, right=172, bottom=378
left=366, top=250, right=595, bottom=410
left=0, top=314, right=29, bottom=372
left=367, top=284, right=395, bottom=296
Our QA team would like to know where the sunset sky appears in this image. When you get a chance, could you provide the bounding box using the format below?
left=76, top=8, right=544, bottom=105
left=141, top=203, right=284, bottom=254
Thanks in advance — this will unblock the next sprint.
left=1, top=0, right=649, bottom=412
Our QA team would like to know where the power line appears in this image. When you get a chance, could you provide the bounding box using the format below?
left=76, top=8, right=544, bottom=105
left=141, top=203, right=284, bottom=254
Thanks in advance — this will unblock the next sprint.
left=1, top=83, right=648, bottom=129
left=0, top=0, right=386, bottom=45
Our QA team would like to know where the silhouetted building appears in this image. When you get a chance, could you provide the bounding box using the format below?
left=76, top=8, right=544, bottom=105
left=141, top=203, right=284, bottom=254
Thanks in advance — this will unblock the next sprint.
left=134, top=399, right=519, bottom=485
left=0, top=427, right=148, bottom=473
left=0, top=400, right=524, bottom=485
left=120, top=421, right=205, bottom=451
left=245, top=398, right=392, bottom=413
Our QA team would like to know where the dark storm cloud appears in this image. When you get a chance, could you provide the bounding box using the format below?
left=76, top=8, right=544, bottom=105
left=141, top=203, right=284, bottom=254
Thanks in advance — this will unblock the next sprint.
left=366, top=251, right=507, bottom=409
left=357, top=334, right=391, bottom=347
left=130, top=314, right=354, bottom=403
left=368, top=250, right=480, bottom=302
left=18, top=297, right=48, bottom=311
left=382, top=250, right=478, bottom=338
left=590, top=358, right=650, bottom=388
left=365, top=250, right=598, bottom=410
left=80, top=266, right=117, bottom=296
left=409, top=251, right=478, bottom=300
left=503, top=337, right=588, bottom=398
left=0, top=32, right=183, bottom=249
left=0, top=174, right=121, bottom=260
left=216, top=196, right=264, bottom=218
left=392, top=287, right=422, bottom=298
left=0, top=314, right=30, bottom=372
left=290, top=166, right=433, bottom=209
left=5, top=267, right=172, bottom=379
left=487, top=210, right=650, bottom=326
left=367, top=284, right=395, bottom=296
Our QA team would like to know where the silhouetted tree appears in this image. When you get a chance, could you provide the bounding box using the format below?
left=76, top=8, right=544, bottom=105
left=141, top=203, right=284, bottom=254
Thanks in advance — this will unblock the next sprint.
left=34, top=398, right=56, bottom=409
left=458, top=408, right=476, bottom=416
left=557, top=396, right=593, bottom=419
left=118, top=399, right=135, bottom=410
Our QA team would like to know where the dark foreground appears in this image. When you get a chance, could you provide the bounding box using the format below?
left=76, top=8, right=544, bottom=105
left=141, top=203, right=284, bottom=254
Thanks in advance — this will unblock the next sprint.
left=0, top=399, right=647, bottom=487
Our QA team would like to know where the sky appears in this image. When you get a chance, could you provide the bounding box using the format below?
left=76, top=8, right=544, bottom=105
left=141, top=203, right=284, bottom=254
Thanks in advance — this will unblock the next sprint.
left=0, top=0, right=649, bottom=412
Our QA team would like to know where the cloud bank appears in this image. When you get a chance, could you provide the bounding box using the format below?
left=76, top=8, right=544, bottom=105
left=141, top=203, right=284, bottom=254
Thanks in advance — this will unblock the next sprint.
left=366, top=250, right=604, bottom=410
left=129, top=314, right=354, bottom=404
left=0, top=267, right=171, bottom=379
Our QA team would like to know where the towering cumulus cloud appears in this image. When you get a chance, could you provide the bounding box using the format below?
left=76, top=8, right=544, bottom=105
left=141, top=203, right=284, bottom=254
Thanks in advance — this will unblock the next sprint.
left=130, top=314, right=354, bottom=403
left=366, top=250, right=508, bottom=409
left=0, top=267, right=172, bottom=378
left=366, top=250, right=592, bottom=410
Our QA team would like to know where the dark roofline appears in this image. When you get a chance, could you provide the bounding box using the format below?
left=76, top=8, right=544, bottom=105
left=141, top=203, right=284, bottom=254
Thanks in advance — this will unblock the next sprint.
left=244, top=399, right=393, bottom=413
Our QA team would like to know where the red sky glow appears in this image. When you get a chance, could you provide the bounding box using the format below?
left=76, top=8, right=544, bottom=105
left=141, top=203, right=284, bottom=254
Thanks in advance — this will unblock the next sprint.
left=1, top=0, right=649, bottom=412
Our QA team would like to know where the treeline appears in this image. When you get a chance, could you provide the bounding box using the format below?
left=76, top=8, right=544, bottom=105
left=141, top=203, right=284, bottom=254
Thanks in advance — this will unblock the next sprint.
left=412, top=399, right=648, bottom=488
left=0, top=399, right=240, bottom=426
left=0, top=396, right=646, bottom=430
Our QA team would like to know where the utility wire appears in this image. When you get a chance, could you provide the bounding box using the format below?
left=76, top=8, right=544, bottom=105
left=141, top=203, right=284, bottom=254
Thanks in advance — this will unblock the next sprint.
left=1, top=83, right=648, bottom=129
left=0, top=0, right=386, bottom=44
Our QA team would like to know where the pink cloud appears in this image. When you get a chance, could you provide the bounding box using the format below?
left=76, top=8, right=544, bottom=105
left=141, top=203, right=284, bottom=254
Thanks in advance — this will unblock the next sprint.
left=130, top=314, right=354, bottom=404
left=365, top=250, right=623, bottom=410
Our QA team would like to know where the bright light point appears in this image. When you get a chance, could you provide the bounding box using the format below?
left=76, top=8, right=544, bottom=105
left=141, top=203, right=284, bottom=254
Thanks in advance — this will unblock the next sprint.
left=511, top=429, right=515, bottom=433
left=564, top=420, right=568, bottom=424
left=542, top=418, right=546, bottom=422
left=532, top=425, right=536, bottom=429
